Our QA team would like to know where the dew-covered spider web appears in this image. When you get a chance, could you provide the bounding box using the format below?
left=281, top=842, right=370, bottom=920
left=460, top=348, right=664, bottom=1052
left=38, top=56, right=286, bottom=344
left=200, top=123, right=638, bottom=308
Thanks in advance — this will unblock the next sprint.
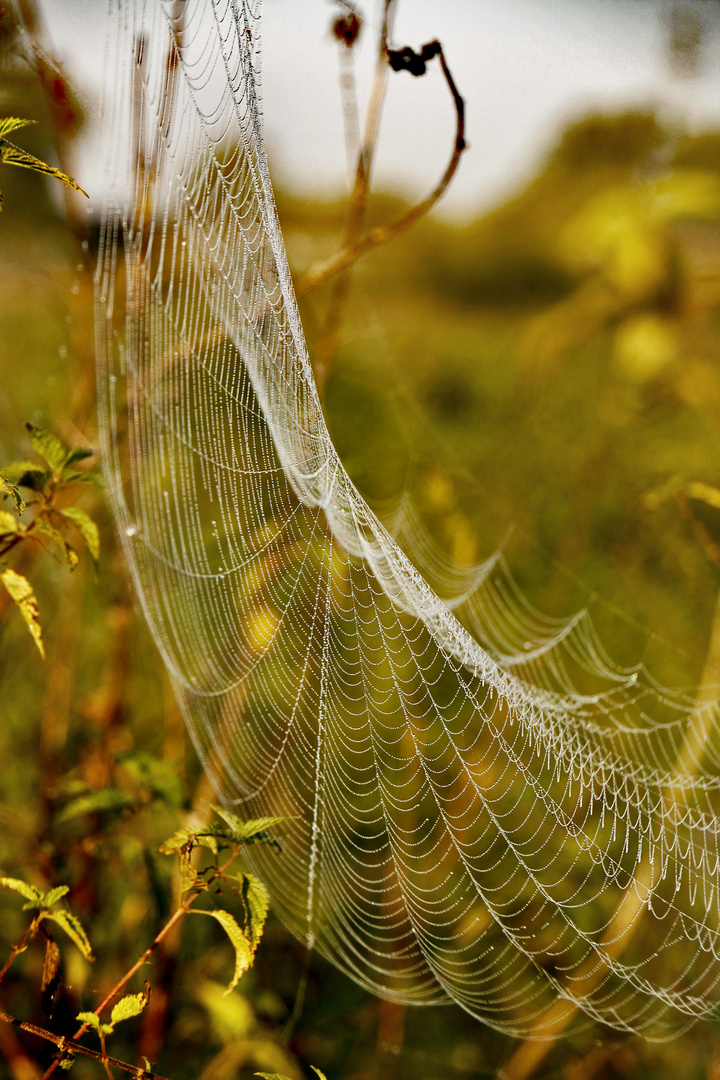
left=96, top=0, right=720, bottom=1040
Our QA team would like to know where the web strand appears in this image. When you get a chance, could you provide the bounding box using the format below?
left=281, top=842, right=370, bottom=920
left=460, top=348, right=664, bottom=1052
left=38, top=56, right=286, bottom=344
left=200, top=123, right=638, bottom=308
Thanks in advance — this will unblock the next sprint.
left=96, top=0, right=720, bottom=1039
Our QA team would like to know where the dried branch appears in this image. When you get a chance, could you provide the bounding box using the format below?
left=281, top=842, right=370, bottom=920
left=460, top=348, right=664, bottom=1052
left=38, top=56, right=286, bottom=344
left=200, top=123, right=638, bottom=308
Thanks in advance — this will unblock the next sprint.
left=0, top=1011, right=171, bottom=1080
left=310, top=0, right=396, bottom=399
left=296, top=40, right=466, bottom=303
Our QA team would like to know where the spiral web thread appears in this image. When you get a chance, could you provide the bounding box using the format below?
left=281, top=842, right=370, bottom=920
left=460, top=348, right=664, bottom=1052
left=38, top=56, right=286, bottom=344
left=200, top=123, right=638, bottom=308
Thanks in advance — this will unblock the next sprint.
left=96, top=0, right=720, bottom=1040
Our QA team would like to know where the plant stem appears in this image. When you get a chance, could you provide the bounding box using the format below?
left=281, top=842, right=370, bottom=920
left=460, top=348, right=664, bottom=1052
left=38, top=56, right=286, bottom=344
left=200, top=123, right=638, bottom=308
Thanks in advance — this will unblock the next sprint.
left=297, top=42, right=466, bottom=302
left=40, top=853, right=237, bottom=1080
left=0, top=921, right=38, bottom=987
left=311, top=0, right=396, bottom=400
left=0, top=1010, right=171, bottom=1080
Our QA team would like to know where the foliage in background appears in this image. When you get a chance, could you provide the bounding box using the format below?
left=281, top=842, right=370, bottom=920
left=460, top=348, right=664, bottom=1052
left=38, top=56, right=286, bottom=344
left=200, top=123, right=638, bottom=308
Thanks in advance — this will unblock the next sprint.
left=2, top=4, right=720, bottom=1079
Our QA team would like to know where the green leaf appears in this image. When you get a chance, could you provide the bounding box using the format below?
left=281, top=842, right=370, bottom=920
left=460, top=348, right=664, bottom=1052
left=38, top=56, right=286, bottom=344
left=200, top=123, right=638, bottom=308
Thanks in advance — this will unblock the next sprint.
left=0, top=568, right=44, bottom=658
left=159, top=823, right=229, bottom=856
left=0, top=510, right=19, bottom=535
left=0, top=479, right=25, bottom=513
left=178, top=843, right=201, bottom=892
left=76, top=1011, right=101, bottom=1032
left=117, top=751, right=185, bottom=809
left=34, top=518, right=79, bottom=570
left=58, top=506, right=100, bottom=565
left=0, top=129, right=88, bottom=198
left=238, top=873, right=270, bottom=948
left=110, top=991, right=149, bottom=1027
left=255, top=1074, right=295, bottom=1080
left=206, top=803, right=286, bottom=847
left=60, top=468, right=106, bottom=489
left=63, top=447, right=96, bottom=468
left=42, top=886, right=70, bottom=908
left=25, top=423, right=70, bottom=474
left=0, top=876, right=43, bottom=904
left=56, top=787, right=133, bottom=824
left=191, top=909, right=254, bottom=993
left=1, top=462, right=50, bottom=491
left=310, top=1069, right=328, bottom=1080
left=46, top=910, right=94, bottom=961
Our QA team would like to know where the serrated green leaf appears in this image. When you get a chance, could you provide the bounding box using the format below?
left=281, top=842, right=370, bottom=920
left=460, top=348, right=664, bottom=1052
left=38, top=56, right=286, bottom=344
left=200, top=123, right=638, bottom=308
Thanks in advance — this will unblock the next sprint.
left=42, top=885, right=70, bottom=908
left=0, top=876, right=43, bottom=903
left=0, top=510, right=19, bottom=535
left=0, top=117, right=35, bottom=140
left=158, top=827, right=196, bottom=855
left=206, top=803, right=285, bottom=847
left=239, top=873, right=270, bottom=948
left=159, top=823, right=230, bottom=856
left=46, top=910, right=94, bottom=961
left=110, top=991, right=149, bottom=1027
left=191, top=909, right=254, bottom=993
left=56, top=787, right=133, bottom=824
left=1, top=462, right=50, bottom=491
left=34, top=517, right=79, bottom=570
left=0, top=479, right=25, bottom=513
left=0, top=568, right=44, bottom=658
left=25, top=423, right=69, bottom=474
left=57, top=506, right=100, bottom=564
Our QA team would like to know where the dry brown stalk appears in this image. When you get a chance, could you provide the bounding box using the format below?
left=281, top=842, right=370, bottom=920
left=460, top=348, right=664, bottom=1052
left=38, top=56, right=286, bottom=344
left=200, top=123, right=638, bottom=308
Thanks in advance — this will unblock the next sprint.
left=296, top=42, right=466, bottom=305
left=0, top=1010, right=171, bottom=1080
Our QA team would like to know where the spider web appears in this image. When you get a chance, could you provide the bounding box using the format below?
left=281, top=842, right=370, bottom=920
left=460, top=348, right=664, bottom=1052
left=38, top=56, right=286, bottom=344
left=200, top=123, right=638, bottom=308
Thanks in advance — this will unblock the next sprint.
left=96, top=0, right=720, bottom=1039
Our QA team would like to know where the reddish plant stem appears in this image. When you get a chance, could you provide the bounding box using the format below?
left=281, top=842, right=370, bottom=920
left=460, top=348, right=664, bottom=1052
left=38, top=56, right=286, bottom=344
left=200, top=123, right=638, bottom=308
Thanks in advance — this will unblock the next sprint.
left=40, top=853, right=237, bottom=1080
left=0, top=1011, right=171, bottom=1080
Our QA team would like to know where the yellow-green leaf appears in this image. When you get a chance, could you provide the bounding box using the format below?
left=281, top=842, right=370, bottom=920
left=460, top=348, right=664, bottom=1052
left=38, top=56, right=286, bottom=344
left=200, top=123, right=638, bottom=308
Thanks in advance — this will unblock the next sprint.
left=238, top=873, right=270, bottom=948
left=76, top=1011, right=101, bottom=1031
left=34, top=518, right=79, bottom=570
left=0, top=479, right=25, bottom=513
left=25, top=423, right=70, bottom=474
left=0, top=510, right=19, bottom=535
left=1, top=462, right=49, bottom=492
left=0, top=117, right=34, bottom=140
left=0, top=568, right=44, bottom=658
left=191, top=909, right=254, bottom=993
left=0, top=876, right=43, bottom=903
left=58, top=506, right=100, bottom=564
left=42, top=886, right=70, bottom=908
left=110, top=991, right=149, bottom=1027
left=206, top=802, right=286, bottom=847
left=0, top=132, right=88, bottom=199
left=46, top=910, right=94, bottom=961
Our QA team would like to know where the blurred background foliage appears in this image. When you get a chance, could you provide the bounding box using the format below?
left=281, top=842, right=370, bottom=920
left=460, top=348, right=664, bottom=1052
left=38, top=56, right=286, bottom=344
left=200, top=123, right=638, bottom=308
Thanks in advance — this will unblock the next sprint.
left=3, top=2, right=720, bottom=1079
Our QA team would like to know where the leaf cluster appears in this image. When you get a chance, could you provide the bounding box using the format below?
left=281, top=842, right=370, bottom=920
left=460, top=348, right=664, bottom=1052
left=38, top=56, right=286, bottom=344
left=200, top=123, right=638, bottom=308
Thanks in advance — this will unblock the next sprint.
left=1, top=423, right=103, bottom=657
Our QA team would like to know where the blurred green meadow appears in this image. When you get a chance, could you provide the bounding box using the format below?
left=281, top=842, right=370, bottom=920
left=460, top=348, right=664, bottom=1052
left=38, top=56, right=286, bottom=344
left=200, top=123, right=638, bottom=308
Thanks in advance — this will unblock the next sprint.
left=3, top=31, right=720, bottom=1080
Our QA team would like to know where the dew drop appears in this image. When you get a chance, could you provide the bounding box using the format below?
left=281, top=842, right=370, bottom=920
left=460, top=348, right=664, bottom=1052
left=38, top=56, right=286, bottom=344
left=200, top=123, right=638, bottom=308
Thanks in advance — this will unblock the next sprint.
left=71, top=283, right=80, bottom=295
left=126, top=524, right=138, bottom=538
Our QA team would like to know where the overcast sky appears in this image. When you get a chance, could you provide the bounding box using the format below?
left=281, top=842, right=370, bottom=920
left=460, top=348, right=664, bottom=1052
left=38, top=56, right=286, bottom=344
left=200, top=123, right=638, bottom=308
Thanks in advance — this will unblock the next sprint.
left=39, top=0, right=720, bottom=220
